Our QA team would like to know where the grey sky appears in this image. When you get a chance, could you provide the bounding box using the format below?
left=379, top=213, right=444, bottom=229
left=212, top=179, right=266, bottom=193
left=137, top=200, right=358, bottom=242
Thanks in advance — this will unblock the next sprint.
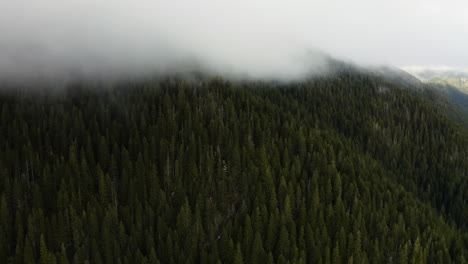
left=1, top=0, right=468, bottom=80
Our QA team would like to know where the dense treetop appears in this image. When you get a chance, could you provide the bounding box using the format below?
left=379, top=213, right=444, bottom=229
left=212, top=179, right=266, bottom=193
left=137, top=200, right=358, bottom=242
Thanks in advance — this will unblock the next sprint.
left=0, top=70, right=467, bottom=263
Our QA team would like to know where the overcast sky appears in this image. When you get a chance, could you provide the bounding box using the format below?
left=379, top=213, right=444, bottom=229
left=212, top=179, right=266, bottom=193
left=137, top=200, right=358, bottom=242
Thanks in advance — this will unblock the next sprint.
left=1, top=0, right=468, bottom=80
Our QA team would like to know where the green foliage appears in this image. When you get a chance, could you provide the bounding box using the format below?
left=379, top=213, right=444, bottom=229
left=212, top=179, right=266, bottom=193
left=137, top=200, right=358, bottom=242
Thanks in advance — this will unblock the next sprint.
left=0, top=72, right=467, bottom=263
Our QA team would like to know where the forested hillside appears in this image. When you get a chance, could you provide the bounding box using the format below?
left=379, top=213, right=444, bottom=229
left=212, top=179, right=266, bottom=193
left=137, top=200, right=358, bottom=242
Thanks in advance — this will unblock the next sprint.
left=374, top=66, right=468, bottom=128
left=0, top=71, right=467, bottom=263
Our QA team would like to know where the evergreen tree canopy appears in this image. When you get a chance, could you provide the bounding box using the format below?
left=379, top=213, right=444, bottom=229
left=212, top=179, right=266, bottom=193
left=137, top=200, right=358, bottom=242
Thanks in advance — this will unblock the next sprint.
left=0, top=71, right=467, bottom=263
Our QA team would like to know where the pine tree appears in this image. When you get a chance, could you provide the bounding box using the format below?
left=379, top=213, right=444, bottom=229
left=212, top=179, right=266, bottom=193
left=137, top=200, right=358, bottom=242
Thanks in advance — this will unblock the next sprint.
left=233, top=243, right=244, bottom=264
left=60, top=244, right=70, bottom=264
left=251, top=232, right=266, bottom=264
left=23, top=235, right=35, bottom=264
left=332, top=242, right=341, bottom=264
left=39, top=234, right=48, bottom=264
left=276, top=226, right=290, bottom=259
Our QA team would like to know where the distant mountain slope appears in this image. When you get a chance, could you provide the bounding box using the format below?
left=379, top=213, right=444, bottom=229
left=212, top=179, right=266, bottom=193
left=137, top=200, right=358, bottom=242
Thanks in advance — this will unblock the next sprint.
left=427, top=82, right=468, bottom=107
left=407, top=68, right=468, bottom=94
left=373, top=66, right=425, bottom=90
left=372, top=66, right=468, bottom=128
left=429, top=77, right=468, bottom=94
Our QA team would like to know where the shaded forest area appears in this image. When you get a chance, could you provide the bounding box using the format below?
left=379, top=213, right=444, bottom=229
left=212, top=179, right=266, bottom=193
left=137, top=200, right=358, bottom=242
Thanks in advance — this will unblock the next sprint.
left=0, top=71, right=467, bottom=263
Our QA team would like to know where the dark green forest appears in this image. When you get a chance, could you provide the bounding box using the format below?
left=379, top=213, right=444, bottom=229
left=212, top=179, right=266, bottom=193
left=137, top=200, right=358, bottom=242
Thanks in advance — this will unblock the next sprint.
left=0, top=71, right=467, bottom=263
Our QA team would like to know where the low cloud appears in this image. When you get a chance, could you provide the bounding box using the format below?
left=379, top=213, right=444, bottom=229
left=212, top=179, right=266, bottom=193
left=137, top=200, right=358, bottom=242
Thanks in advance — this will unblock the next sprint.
left=1, top=0, right=468, bottom=82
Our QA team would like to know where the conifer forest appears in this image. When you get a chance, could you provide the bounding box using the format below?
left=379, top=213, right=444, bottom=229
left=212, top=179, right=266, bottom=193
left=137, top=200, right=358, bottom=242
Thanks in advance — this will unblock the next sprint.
left=0, top=71, right=467, bottom=263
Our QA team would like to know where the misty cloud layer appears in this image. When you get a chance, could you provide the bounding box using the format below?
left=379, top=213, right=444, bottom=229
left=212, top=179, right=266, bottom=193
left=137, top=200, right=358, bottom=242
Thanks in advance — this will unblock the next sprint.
left=1, top=0, right=468, bottom=81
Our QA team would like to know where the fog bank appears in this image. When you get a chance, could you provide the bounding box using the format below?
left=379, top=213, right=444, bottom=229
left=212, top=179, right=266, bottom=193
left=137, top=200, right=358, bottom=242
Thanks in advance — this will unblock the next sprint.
left=1, top=0, right=468, bottom=81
